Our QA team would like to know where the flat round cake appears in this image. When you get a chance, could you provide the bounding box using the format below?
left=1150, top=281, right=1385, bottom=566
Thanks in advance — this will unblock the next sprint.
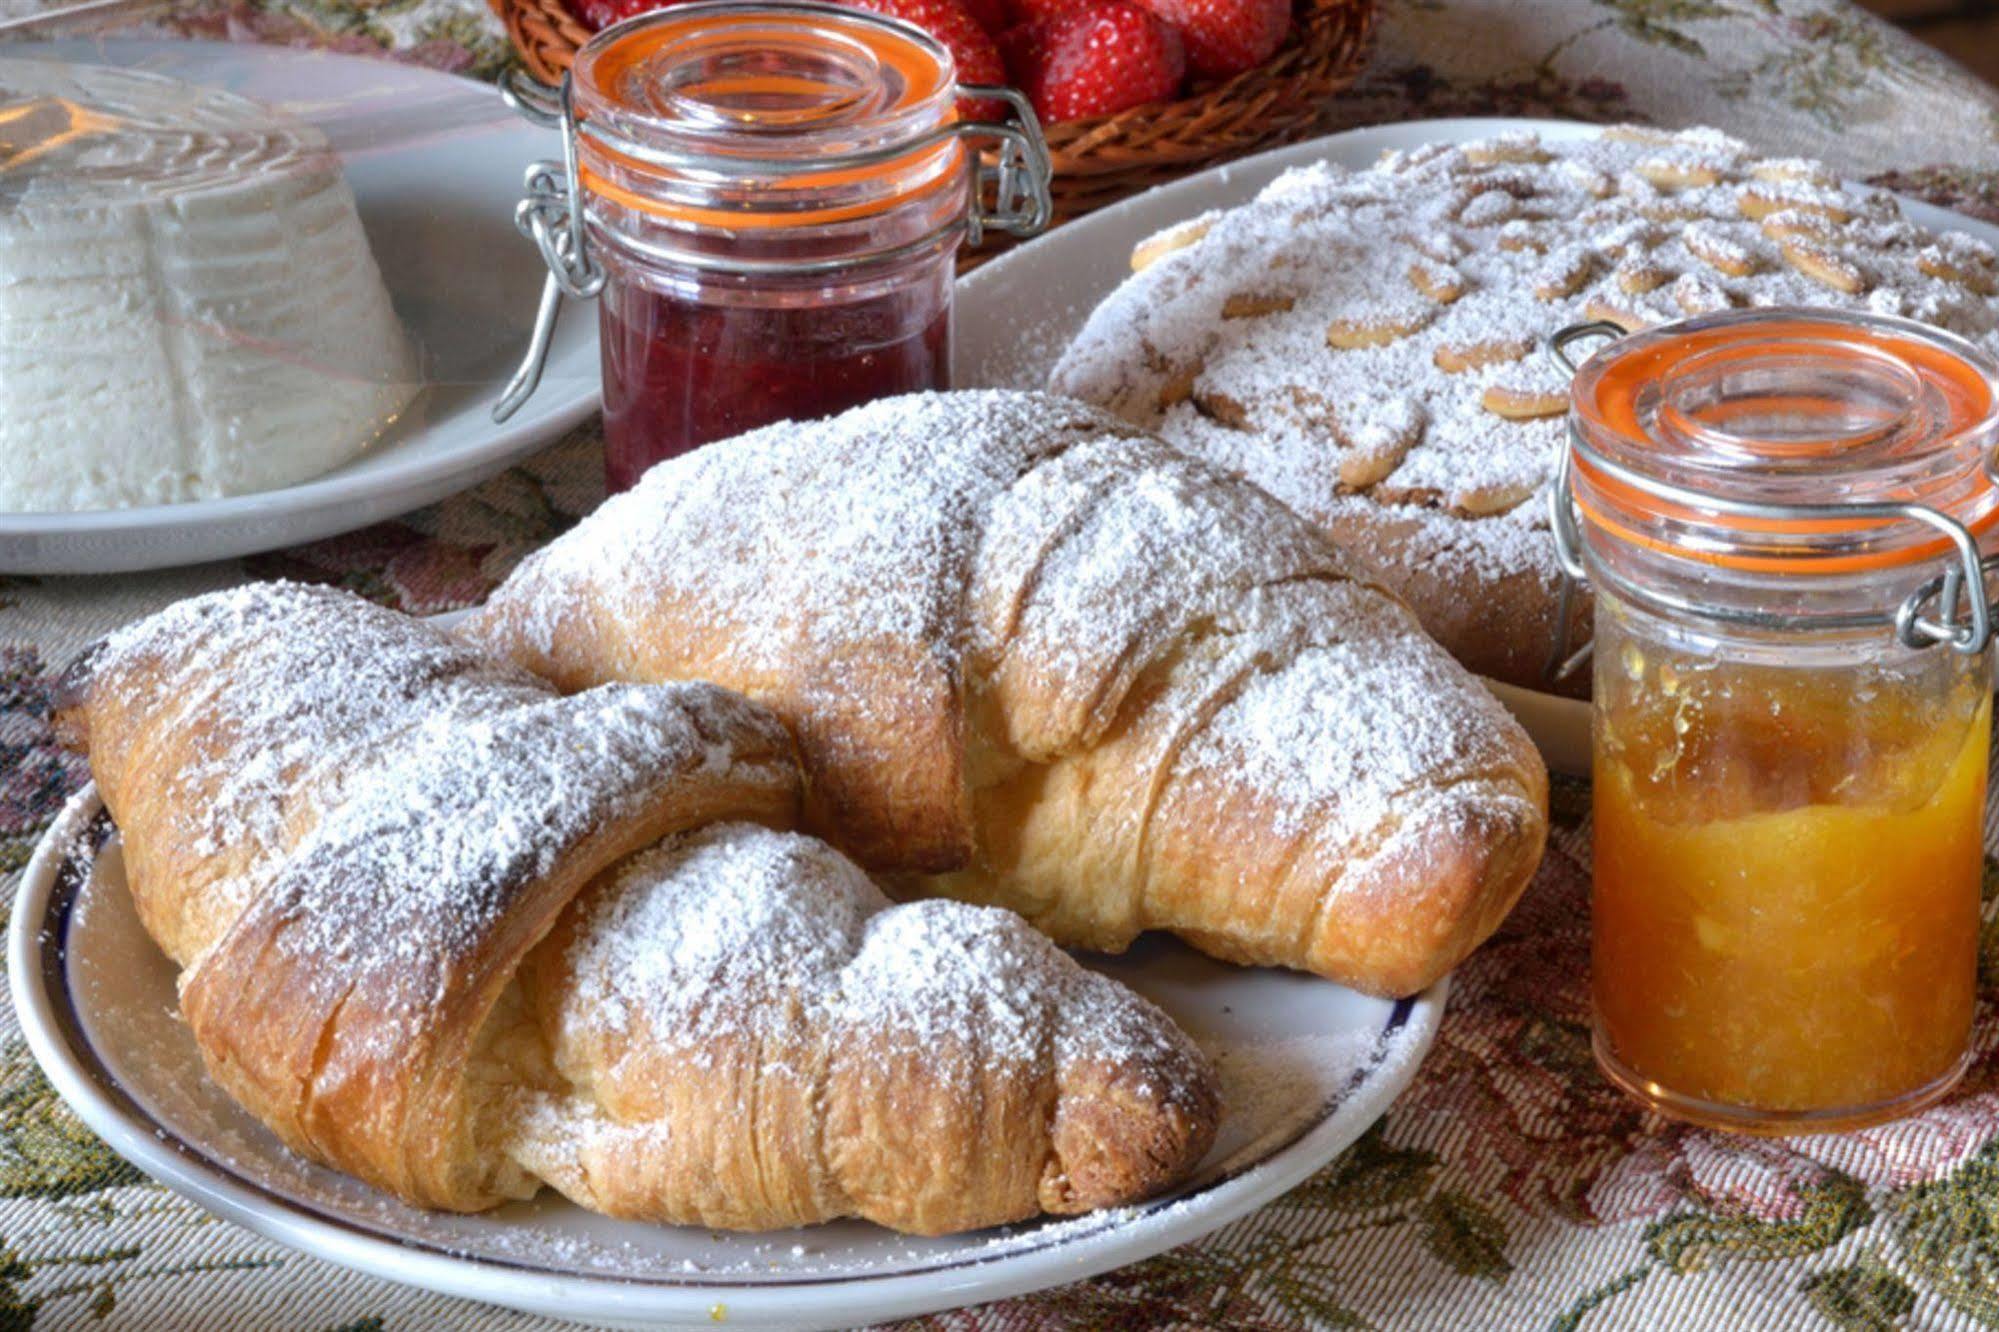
left=1052, top=126, right=1999, bottom=691
left=0, top=59, right=419, bottom=513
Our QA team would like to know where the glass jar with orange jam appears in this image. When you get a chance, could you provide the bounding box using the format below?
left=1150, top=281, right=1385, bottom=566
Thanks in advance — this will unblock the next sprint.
left=1552, top=308, right=1999, bottom=1134
left=495, top=0, right=1050, bottom=489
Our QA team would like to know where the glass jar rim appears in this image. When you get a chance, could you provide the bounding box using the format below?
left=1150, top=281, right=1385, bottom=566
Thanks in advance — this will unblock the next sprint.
left=1568, top=307, right=1999, bottom=577
left=569, top=0, right=966, bottom=231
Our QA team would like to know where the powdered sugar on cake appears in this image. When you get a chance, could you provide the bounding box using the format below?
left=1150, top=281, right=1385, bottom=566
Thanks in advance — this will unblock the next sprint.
left=1051, top=126, right=1999, bottom=592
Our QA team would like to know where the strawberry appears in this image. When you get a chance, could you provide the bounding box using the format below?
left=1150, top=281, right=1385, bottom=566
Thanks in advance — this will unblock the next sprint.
left=566, top=0, right=692, bottom=32
left=1000, top=2, right=1185, bottom=124
left=1131, top=0, right=1288, bottom=79
left=837, top=0, right=1008, bottom=116
left=957, top=0, right=1010, bottom=34
left=1000, top=0, right=1100, bottom=28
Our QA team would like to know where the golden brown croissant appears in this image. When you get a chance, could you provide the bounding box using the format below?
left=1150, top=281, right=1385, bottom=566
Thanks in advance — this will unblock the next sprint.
left=463, top=390, right=1549, bottom=997
left=56, top=582, right=1218, bottom=1235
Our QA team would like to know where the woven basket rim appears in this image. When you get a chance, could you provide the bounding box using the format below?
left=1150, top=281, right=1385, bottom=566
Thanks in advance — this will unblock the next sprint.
left=490, top=0, right=1375, bottom=147
left=1037, top=0, right=1372, bottom=152
left=489, top=0, right=1375, bottom=262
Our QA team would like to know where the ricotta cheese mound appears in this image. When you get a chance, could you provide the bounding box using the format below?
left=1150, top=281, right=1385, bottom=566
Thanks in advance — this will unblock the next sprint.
left=0, top=60, right=421, bottom=512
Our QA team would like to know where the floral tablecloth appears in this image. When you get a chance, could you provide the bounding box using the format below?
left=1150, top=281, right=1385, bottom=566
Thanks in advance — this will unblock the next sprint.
left=5, top=1, right=1999, bottom=1328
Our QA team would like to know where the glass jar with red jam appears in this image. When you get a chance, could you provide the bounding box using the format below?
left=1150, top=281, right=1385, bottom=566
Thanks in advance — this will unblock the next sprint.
left=501, top=0, right=1050, bottom=491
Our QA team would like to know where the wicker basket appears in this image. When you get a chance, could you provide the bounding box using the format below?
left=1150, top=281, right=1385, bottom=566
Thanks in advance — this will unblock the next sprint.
left=491, top=0, right=1378, bottom=244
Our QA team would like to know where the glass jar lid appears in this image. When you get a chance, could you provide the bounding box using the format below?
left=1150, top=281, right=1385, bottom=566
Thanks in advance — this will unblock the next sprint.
left=1567, top=308, right=1999, bottom=575
left=569, top=0, right=968, bottom=231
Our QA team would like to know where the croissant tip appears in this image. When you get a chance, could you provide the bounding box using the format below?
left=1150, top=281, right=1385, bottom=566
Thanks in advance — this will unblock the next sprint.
left=1044, top=1057, right=1222, bottom=1214
left=49, top=641, right=106, bottom=750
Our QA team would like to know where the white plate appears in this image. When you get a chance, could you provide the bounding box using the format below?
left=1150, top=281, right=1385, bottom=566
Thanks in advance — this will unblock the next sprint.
left=11, top=778, right=1442, bottom=1331
left=0, top=40, right=599, bottom=575
left=957, top=115, right=1999, bottom=776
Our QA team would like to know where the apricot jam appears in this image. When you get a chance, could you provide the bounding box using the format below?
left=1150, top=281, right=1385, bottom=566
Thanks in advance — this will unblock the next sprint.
left=1554, top=308, right=1999, bottom=1133
left=1592, top=633, right=1986, bottom=1128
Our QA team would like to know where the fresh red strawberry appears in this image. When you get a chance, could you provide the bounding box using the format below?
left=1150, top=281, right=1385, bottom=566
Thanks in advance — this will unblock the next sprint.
left=1001, top=0, right=1100, bottom=27
left=837, top=0, right=1007, bottom=115
left=1131, top=0, right=1287, bottom=79
left=957, top=0, right=1010, bottom=34
left=566, top=0, right=693, bottom=32
left=1000, top=2, right=1185, bottom=124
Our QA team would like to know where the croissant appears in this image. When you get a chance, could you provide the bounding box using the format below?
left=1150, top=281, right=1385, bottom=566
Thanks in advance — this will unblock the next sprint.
left=56, top=582, right=1219, bottom=1235
left=463, top=390, right=1549, bottom=997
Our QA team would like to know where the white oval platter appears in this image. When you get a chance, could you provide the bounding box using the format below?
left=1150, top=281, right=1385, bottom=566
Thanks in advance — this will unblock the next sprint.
left=0, top=40, right=600, bottom=576
left=956, top=115, right=1999, bottom=777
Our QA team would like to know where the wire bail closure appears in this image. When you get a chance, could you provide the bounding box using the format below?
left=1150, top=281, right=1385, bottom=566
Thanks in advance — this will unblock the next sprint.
left=1543, top=319, right=1997, bottom=687
left=491, top=68, right=1052, bottom=423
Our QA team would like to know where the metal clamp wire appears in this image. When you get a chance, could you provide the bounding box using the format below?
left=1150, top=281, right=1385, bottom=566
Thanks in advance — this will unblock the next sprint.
left=958, top=85, right=1053, bottom=241
left=1540, top=322, right=1622, bottom=681
left=1544, top=320, right=1625, bottom=586
left=1547, top=319, right=1624, bottom=379
left=499, top=67, right=564, bottom=128
left=547, top=77, right=606, bottom=300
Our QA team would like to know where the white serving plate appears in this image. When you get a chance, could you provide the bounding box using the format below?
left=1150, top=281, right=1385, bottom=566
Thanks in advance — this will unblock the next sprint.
left=0, top=40, right=599, bottom=576
left=11, top=776, right=1441, bottom=1331
left=957, top=115, right=1999, bottom=777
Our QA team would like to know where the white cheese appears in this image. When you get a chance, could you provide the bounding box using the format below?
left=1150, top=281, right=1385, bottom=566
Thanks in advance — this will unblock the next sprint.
left=0, top=60, right=420, bottom=512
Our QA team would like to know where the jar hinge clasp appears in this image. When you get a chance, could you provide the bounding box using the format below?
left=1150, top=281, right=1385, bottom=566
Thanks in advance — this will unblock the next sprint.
left=956, top=86, right=1053, bottom=244
left=1895, top=544, right=1998, bottom=655
left=495, top=70, right=606, bottom=424
left=1543, top=321, right=1626, bottom=684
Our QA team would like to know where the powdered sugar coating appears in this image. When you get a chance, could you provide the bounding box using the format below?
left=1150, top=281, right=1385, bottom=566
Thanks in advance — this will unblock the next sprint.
left=552, top=823, right=1196, bottom=1076
left=503, top=392, right=1141, bottom=697
left=261, top=682, right=789, bottom=1007
left=479, top=389, right=1533, bottom=881
left=1182, top=592, right=1533, bottom=841
left=80, top=581, right=801, bottom=1064
left=72, top=582, right=558, bottom=964
left=84, top=581, right=546, bottom=867
left=1051, top=126, right=1999, bottom=593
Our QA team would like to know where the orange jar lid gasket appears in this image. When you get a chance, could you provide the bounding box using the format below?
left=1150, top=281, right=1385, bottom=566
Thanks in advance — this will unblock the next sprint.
left=1568, top=309, right=1999, bottom=575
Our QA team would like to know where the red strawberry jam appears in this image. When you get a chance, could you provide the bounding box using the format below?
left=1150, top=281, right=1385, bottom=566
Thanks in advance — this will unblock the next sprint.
left=600, top=273, right=953, bottom=491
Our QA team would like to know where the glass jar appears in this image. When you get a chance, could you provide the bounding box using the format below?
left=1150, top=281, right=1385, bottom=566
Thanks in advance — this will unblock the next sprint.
left=1552, top=308, right=1999, bottom=1134
left=497, top=0, right=1050, bottom=490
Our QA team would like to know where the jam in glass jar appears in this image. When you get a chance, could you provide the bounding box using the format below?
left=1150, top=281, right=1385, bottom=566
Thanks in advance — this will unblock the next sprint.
left=500, top=0, right=1049, bottom=490
left=1551, top=308, right=1999, bottom=1134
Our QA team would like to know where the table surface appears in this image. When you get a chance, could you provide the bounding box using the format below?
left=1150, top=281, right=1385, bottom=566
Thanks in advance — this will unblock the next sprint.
left=5, top=2, right=1999, bottom=1328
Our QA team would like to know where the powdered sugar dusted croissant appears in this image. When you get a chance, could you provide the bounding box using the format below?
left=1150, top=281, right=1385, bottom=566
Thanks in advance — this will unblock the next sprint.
left=463, top=390, right=1549, bottom=996
left=56, top=583, right=1218, bottom=1234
